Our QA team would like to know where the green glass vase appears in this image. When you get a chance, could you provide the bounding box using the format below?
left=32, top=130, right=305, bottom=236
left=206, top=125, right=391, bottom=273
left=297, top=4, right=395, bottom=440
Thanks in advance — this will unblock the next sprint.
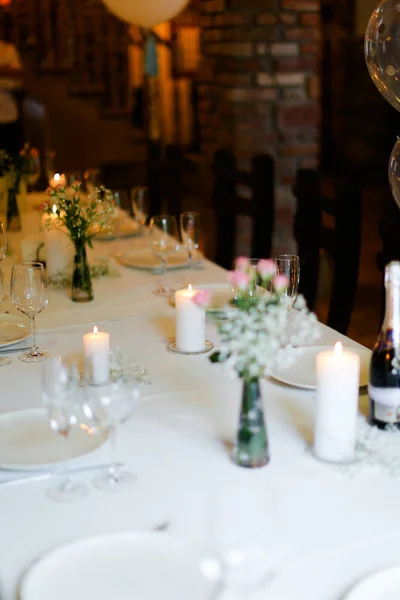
left=71, top=243, right=93, bottom=302
left=233, top=378, right=269, bottom=468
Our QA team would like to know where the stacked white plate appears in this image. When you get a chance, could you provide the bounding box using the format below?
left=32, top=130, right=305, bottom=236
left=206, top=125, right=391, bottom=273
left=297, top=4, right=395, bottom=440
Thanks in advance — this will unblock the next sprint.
left=0, top=408, right=107, bottom=471
left=269, top=345, right=371, bottom=389
left=19, top=532, right=216, bottom=600
left=0, top=314, right=30, bottom=349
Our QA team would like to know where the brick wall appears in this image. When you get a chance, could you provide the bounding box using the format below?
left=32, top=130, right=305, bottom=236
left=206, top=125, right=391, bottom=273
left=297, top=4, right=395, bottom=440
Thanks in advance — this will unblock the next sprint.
left=198, top=0, right=321, bottom=255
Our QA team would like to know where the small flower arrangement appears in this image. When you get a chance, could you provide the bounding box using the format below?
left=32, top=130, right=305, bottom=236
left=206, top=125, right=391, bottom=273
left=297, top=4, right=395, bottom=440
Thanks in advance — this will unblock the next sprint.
left=207, top=257, right=319, bottom=382
left=0, top=143, right=40, bottom=184
left=43, top=181, right=115, bottom=249
left=43, top=181, right=115, bottom=302
left=202, top=256, right=319, bottom=468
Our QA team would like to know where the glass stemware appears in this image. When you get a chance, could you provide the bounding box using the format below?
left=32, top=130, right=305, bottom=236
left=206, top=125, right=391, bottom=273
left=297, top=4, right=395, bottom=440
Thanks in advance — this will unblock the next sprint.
left=0, top=221, right=7, bottom=262
left=131, top=187, right=149, bottom=228
left=0, top=270, right=11, bottom=367
left=275, top=254, right=300, bottom=347
left=10, top=262, right=50, bottom=362
left=82, top=352, right=140, bottom=492
left=149, top=215, right=179, bottom=296
left=83, top=169, right=101, bottom=197
left=210, top=487, right=286, bottom=598
left=180, top=211, right=200, bottom=273
left=42, top=358, right=88, bottom=502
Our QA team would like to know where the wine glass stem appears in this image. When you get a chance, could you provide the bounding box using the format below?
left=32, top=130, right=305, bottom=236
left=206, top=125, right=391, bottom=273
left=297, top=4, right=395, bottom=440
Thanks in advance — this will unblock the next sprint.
left=61, top=431, right=73, bottom=492
left=30, top=316, right=38, bottom=356
left=188, top=250, right=193, bottom=272
left=108, top=425, right=120, bottom=483
left=286, top=308, right=291, bottom=347
left=160, top=258, right=168, bottom=292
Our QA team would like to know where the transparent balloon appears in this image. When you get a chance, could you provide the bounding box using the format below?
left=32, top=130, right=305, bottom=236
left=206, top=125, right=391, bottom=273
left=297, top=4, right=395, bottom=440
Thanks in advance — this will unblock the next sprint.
left=389, top=135, right=400, bottom=208
left=365, top=0, right=400, bottom=113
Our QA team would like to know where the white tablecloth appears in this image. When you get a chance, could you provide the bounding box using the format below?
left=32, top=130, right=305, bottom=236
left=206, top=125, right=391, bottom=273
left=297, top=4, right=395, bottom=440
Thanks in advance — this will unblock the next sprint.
left=1, top=203, right=399, bottom=600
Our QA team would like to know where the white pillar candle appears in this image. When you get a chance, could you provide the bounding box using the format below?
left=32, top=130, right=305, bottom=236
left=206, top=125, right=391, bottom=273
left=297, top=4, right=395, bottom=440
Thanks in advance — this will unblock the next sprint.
left=49, top=172, right=67, bottom=189
left=175, top=284, right=206, bottom=352
left=83, top=326, right=110, bottom=384
left=42, top=204, right=74, bottom=278
left=314, top=342, right=360, bottom=462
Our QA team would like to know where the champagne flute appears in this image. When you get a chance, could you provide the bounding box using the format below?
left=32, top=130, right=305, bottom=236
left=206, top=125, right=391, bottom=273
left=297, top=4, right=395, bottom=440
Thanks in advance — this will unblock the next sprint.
left=82, top=352, right=140, bottom=492
left=275, top=254, right=300, bottom=347
left=180, top=211, right=200, bottom=272
left=0, top=270, right=11, bottom=366
left=131, top=186, right=149, bottom=228
left=42, top=357, right=88, bottom=502
left=0, top=221, right=7, bottom=262
left=149, top=215, right=179, bottom=295
left=11, top=262, right=50, bottom=362
left=210, top=486, right=286, bottom=597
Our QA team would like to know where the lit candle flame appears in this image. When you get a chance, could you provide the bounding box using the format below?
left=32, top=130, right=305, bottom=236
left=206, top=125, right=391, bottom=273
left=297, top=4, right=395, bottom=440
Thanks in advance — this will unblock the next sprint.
left=52, top=204, right=57, bottom=214
left=334, top=341, right=343, bottom=356
left=54, top=172, right=60, bottom=181
left=188, top=284, right=192, bottom=292
left=93, top=325, right=98, bottom=335
left=80, top=423, right=96, bottom=436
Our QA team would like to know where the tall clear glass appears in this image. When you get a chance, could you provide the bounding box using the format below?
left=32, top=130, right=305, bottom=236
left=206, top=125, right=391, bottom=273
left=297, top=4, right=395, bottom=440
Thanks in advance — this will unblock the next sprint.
left=210, top=486, right=286, bottom=596
left=42, top=357, right=88, bottom=502
left=131, top=187, right=149, bottom=227
left=10, top=262, right=50, bottom=362
left=0, top=221, right=7, bottom=261
left=0, top=270, right=11, bottom=366
left=149, top=215, right=179, bottom=295
left=180, top=211, right=200, bottom=272
left=275, top=254, right=300, bottom=347
left=82, top=353, right=140, bottom=492
left=83, top=169, right=101, bottom=197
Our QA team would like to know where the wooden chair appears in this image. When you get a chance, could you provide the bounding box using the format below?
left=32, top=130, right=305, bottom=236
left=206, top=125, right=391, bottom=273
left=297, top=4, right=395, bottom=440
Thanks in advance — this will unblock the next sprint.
left=293, top=168, right=362, bottom=334
left=211, top=149, right=275, bottom=270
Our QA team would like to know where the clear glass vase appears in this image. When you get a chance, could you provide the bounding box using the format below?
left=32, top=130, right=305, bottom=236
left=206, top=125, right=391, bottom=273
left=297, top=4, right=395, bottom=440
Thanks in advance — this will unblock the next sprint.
left=233, top=379, right=269, bottom=468
left=71, top=243, right=93, bottom=302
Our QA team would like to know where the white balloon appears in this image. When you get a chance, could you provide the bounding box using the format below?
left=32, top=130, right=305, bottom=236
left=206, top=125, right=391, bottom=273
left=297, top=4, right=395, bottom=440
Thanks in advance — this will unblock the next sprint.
left=103, top=0, right=189, bottom=28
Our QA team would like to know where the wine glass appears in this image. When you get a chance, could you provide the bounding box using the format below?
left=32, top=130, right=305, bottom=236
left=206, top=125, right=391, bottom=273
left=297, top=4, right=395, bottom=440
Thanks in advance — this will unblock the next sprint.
left=83, top=169, right=101, bottom=197
left=42, top=357, right=88, bottom=502
left=0, top=221, right=7, bottom=262
left=148, top=215, right=179, bottom=295
left=180, top=211, right=200, bottom=272
left=10, top=262, right=50, bottom=362
left=210, top=486, right=286, bottom=597
left=0, top=270, right=11, bottom=367
left=275, top=254, right=300, bottom=347
left=82, top=352, right=140, bottom=492
left=131, top=187, right=149, bottom=227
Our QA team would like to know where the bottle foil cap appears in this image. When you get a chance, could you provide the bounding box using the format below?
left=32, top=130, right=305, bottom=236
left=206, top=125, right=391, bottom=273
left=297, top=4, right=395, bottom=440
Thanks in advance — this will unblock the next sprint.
left=385, top=261, right=400, bottom=286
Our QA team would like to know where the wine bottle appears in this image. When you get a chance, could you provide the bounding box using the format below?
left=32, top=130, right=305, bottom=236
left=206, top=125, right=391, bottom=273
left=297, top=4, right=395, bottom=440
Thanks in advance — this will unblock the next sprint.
left=369, top=261, right=400, bottom=429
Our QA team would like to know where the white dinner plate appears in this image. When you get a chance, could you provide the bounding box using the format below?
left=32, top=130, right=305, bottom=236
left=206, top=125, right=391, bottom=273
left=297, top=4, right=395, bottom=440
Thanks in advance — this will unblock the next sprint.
left=118, top=248, right=202, bottom=272
left=345, top=566, right=400, bottom=599
left=269, top=345, right=371, bottom=390
left=0, top=314, right=30, bottom=348
left=0, top=408, right=107, bottom=471
left=93, top=218, right=141, bottom=240
left=20, top=532, right=215, bottom=600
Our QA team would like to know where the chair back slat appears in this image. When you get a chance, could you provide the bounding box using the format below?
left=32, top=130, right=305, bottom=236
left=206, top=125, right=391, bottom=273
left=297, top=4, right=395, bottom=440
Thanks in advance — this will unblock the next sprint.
left=212, top=150, right=275, bottom=269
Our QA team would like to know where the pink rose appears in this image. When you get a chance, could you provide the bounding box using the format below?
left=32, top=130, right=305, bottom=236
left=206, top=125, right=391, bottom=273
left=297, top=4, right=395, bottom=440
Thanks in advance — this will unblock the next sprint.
left=228, top=270, right=251, bottom=291
left=235, top=256, right=249, bottom=272
left=273, top=274, right=289, bottom=292
left=257, top=259, right=276, bottom=279
left=72, top=181, right=82, bottom=192
left=193, top=289, right=213, bottom=308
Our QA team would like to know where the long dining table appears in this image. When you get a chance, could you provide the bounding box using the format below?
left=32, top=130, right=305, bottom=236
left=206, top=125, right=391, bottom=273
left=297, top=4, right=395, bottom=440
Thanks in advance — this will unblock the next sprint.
left=0, top=201, right=400, bottom=600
